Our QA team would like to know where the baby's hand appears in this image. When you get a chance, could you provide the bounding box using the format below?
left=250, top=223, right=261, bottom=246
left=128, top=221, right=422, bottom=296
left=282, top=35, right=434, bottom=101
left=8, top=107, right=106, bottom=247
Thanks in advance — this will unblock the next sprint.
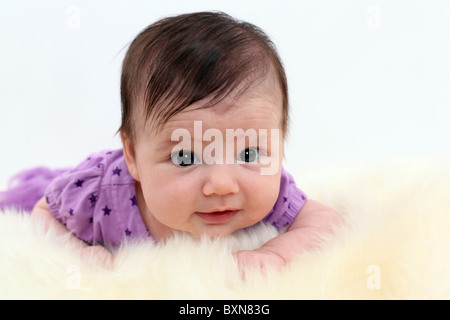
left=234, top=248, right=285, bottom=275
left=32, top=197, right=114, bottom=269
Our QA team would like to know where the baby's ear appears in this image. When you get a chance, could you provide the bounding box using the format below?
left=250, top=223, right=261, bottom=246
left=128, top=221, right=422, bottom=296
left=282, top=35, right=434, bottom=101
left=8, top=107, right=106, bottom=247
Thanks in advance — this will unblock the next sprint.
left=121, top=133, right=140, bottom=181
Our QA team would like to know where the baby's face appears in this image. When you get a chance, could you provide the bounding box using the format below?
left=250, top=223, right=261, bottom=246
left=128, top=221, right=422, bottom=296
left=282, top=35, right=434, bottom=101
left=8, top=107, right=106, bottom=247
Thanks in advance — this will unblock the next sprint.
left=123, top=74, right=284, bottom=240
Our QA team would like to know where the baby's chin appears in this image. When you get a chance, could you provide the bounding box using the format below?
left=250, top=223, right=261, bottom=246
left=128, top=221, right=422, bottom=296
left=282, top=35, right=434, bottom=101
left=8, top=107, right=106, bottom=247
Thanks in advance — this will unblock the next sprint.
left=186, top=225, right=239, bottom=239
left=167, top=211, right=266, bottom=239
left=186, top=219, right=258, bottom=239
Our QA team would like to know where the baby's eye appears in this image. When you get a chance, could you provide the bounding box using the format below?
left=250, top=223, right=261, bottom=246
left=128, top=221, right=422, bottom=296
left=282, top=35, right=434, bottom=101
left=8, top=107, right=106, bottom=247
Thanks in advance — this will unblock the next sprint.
left=171, top=150, right=200, bottom=167
left=237, top=148, right=260, bottom=163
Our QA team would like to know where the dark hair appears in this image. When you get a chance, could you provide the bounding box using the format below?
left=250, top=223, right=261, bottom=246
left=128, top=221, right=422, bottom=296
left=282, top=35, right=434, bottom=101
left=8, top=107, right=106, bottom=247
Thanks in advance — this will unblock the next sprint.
left=119, top=11, right=288, bottom=142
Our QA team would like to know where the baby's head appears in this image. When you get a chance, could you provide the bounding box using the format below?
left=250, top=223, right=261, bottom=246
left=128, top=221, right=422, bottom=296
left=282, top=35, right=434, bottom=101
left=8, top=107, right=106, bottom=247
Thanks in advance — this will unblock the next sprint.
left=119, top=11, right=288, bottom=145
left=119, top=12, right=290, bottom=239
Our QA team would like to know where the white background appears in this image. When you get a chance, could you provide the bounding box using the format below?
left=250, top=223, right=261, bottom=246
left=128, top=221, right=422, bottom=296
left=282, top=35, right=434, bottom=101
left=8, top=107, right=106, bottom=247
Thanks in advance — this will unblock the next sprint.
left=1, top=0, right=449, bottom=189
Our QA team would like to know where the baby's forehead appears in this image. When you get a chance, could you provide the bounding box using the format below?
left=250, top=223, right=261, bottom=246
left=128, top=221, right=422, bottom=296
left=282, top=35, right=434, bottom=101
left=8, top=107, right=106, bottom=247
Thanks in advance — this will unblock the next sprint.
left=135, top=68, right=284, bottom=143
left=153, top=94, right=282, bottom=140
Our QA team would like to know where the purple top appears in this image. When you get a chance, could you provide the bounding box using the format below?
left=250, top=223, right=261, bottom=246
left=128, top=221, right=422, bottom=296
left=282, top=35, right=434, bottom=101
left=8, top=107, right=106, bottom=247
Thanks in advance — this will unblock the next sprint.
left=44, top=149, right=307, bottom=247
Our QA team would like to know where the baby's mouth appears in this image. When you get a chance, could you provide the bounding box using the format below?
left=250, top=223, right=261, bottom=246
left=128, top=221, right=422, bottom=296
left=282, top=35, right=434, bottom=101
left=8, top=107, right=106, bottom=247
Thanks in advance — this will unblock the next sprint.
left=195, top=209, right=239, bottom=224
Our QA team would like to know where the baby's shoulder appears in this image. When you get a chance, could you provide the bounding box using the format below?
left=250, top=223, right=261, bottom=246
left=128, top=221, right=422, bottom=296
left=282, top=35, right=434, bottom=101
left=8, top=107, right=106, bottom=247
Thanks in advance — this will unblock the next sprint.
left=44, top=148, right=138, bottom=245
left=76, top=149, right=124, bottom=171
left=75, top=148, right=134, bottom=186
left=46, top=149, right=133, bottom=201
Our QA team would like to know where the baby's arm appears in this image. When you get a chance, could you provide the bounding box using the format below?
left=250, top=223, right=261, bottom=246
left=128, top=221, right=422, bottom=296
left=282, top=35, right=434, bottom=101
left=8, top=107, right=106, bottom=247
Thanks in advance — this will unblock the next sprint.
left=31, top=197, right=113, bottom=266
left=235, top=200, right=341, bottom=269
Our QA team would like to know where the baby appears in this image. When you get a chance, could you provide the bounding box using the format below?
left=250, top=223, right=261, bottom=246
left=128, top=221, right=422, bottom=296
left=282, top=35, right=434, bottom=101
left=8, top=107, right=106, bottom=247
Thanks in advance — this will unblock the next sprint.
left=5, top=12, right=340, bottom=270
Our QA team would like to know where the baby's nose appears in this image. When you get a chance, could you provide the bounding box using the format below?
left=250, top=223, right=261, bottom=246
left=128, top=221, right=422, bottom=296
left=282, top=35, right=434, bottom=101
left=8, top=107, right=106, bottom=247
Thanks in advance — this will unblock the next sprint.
left=202, top=165, right=239, bottom=196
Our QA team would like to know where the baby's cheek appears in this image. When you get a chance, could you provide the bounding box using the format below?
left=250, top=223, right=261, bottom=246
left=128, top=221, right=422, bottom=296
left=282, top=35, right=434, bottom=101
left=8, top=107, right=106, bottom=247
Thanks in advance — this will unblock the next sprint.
left=263, top=186, right=280, bottom=213
left=155, top=180, right=193, bottom=212
left=266, top=174, right=282, bottom=202
left=248, top=177, right=280, bottom=219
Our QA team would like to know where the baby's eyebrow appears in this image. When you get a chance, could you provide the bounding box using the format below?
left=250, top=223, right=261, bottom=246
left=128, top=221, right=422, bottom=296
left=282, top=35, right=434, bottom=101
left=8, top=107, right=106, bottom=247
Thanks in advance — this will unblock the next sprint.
left=155, top=129, right=195, bottom=153
left=156, top=138, right=178, bottom=152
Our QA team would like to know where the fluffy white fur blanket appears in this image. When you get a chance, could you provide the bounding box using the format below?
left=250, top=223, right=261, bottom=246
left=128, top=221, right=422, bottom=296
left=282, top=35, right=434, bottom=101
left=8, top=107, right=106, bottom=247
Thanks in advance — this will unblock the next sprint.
left=1, top=156, right=450, bottom=299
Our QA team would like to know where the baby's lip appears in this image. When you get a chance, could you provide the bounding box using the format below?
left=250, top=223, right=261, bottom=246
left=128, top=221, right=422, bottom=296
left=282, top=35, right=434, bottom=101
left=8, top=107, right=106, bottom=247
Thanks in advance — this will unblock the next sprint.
left=197, top=208, right=240, bottom=214
left=195, top=209, right=240, bottom=224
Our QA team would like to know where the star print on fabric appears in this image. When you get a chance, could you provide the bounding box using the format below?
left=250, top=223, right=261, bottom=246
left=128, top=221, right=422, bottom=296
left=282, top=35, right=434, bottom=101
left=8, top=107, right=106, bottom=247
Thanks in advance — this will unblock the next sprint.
left=130, top=195, right=137, bottom=206
left=112, top=166, right=122, bottom=176
left=301, top=194, right=306, bottom=201
left=89, top=193, right=98, bottom=205
left=283, top=197, right=288, bottom=202
left=74, top=179, right=84, bottom=187
left=68, top=208, right=74, bottom=216
left=102, top=205, right=111, bottom=216
left=124, top=229, right=132, bottom=237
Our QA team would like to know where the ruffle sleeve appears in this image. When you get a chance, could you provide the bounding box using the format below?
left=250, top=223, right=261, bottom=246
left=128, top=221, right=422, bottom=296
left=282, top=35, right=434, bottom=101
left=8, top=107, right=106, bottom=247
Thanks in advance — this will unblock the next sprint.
left=263, top=167, right=308, bottom=229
